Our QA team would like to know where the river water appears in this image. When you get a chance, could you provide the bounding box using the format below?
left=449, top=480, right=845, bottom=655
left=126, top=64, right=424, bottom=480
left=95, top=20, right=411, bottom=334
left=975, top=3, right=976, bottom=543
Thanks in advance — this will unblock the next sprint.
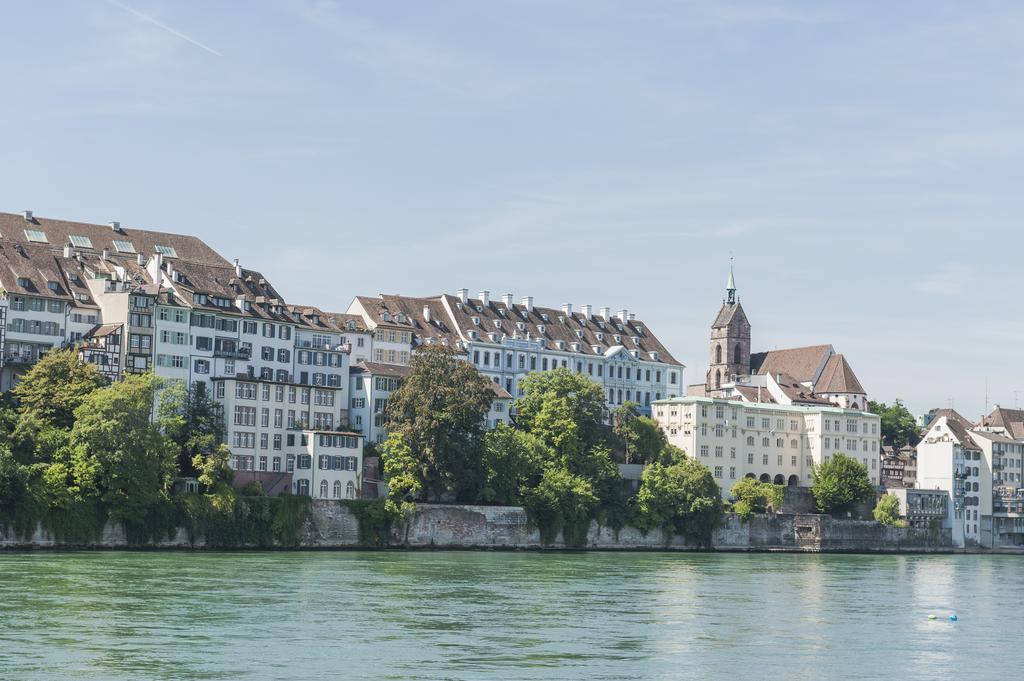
left=0, top=551, right=1018, bottom=680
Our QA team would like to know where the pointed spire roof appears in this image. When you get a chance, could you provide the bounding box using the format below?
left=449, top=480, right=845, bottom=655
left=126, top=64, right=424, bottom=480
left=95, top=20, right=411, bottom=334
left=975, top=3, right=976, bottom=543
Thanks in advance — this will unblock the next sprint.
left=815, top=353, right=865, bottom=394
left=726, top=259, right=736, bottom=292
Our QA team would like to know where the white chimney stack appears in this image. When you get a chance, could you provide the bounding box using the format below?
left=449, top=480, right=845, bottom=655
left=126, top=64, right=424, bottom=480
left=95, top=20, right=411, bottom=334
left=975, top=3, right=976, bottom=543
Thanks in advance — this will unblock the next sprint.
left=423, top=305, right=432, bottom=323
left=234, top=258, right=242, bottom=277
left=600, top=306, right=611, bottom=320
left=109, top=221, right=120, bottom=231
left=21, top=210, right=33, bottom=222
left=502, top=293, right=514, bottom=309
left=581, top=304, right=592, bottom=319
left=63, top=245, right=72, bottom=259
left=479, top=290, right=490, bottom=307
left=628, top=312, right=636, bottom=321
left=101, top=248, right=110, bottom=260
left=562, top=303, right=573, bottom=316
left=619, top=309, right=628, bottom=322
left=521, top=296, right=534, bottom=313
left=457, top=288, right=468, bottom=304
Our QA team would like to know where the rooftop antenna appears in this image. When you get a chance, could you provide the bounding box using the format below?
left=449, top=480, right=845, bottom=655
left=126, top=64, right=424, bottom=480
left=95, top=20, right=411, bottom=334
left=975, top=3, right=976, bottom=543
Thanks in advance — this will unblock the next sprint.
left=984, top=377, right=989, bottom=417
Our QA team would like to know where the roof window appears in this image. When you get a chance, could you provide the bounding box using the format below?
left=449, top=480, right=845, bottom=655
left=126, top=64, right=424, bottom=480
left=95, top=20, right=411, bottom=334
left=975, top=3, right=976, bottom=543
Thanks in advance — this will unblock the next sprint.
left=69, top=235, right=93, bottom=248
left=112, top=239, right=136, bottom=254
left=154, top=244, right=178, bottom=258
left=24, top=229, right=48, bottom=243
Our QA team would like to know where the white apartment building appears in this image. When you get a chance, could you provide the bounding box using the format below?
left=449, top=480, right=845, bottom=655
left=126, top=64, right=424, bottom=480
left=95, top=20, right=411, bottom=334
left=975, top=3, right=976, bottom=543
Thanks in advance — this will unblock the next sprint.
left=347, top=289, right=684, bottom=415
left=916, top=410, right=984, bottom=547
left=292, top=430, right=364, bottom=500
left=652, top=396, right=881, bottom=495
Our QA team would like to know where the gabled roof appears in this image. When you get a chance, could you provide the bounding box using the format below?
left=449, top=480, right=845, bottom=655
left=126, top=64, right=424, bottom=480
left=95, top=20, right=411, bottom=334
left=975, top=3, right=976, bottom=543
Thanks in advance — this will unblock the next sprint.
left=982, top=406, right=1024, bottom=439
left=924, top=413, right=982, bottom=450
left=734, top=385, right=776, bottom=404
left=487, top=382, right=514, bottom=400
left=772, top=372, right=835, bottom=406
left=815, top=354, right=865, bottom=394
left=0, top=212, right=229, bottom=267
left=750, top=344, right=833, bottom=384
left=352, top=361, right=413, bottom=379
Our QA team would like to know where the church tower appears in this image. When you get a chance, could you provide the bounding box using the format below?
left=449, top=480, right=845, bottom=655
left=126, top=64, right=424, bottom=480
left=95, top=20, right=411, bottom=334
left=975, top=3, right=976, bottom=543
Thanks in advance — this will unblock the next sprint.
left=706, top=260, right=751, bottom=396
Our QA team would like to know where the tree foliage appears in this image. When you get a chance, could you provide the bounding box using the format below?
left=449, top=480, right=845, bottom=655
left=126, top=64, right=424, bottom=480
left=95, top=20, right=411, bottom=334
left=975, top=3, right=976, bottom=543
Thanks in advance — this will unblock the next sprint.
left=811, top=453, right=875, bottom=516
left=522, top=467, right=598, bottom=546
left=70, top=373, right=177, bottom=522
left=158, top=381, right=224, bottom=479
left=516, top=368, right=608, bottom=461
left=612, top=402, right=678, bottom=464
left=478, top=425, right=545, bottom=505
left=12, top=349, right=108, bottom=431
left=868, top=399, right=920, bottom=448
left=729, top=477, right=785, bottom=521
left=873, top=493, right=904, bottom=526
left=384, top=346, right=494, bottom=501
left=635, top=459, right=723, bottom=547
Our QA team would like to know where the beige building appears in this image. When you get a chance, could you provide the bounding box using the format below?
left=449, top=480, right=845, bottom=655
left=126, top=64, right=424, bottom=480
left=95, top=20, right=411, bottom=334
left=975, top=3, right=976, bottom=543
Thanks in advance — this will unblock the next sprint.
left=652, top=396, right=881, bottom=495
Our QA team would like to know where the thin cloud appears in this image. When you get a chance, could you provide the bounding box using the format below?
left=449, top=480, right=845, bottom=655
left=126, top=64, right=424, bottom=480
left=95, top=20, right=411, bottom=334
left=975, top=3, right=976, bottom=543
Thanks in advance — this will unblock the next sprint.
left=105, top=0, right=223, bottom=57
left=913, top=264, right=973, bottom=297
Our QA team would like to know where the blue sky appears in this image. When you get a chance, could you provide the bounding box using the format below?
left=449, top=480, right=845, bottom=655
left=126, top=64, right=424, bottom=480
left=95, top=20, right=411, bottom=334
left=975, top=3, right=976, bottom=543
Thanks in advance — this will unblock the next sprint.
left=3, top=1, right=1023, bottom=418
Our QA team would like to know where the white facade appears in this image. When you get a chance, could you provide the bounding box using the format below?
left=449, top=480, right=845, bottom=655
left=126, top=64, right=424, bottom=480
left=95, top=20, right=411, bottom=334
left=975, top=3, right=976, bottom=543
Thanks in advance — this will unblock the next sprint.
left=292, top=430, right=363, bottom=499
left=653, top=396, right=881, bottom=495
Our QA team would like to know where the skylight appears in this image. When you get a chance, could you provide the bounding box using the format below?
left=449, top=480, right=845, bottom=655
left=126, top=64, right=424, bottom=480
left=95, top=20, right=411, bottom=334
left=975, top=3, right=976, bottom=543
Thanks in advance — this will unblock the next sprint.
left=24, top=229, right=48, bottom=243
left=154, top=244, right=178, bottom=258
left=112, top=239, right=136, bottom=254
left=69, top=235, right=93, bottom=249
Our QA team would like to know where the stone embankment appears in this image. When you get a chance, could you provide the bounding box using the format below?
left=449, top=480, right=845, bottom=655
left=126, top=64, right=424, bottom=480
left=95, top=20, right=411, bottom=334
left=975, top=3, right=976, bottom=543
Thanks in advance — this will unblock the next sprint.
left=1, top=501, right=954, bottom=552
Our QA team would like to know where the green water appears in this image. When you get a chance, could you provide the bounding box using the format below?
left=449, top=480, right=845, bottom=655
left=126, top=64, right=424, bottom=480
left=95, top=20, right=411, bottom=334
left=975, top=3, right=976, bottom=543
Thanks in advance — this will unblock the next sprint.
left=0, top=552, right=1018, bottom=680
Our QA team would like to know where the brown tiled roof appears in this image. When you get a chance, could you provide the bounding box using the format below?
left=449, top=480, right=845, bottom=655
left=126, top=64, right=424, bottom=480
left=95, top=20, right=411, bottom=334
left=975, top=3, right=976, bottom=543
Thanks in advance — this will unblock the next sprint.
left=772, top=372, right=835, bottom=405
left=440, top=294, right=682, bottom=366
left=815, top=354, right=866, bottom=394
left=353, top=361, right=413, bottom=379
left=930, top=408, right=974, bottom=430
left=982, top=407, right=1024, bottom=439
left=88, top=323, right=123, bottom=338
left=750, top=344, right=833, bottom=384
left=487, top=381, right=514, bottom=400
left=0, top=212, right=229, bottom=267
left=324, top=311, right=369, bottom=333
left=734, top=385, right=776, bottom=404
left=928, top=413, right=982, bottom=451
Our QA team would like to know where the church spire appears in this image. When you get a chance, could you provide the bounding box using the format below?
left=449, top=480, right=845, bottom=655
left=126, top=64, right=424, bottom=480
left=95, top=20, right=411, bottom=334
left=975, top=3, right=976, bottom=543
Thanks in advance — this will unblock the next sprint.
left=726, top=257, right=736, bottom=304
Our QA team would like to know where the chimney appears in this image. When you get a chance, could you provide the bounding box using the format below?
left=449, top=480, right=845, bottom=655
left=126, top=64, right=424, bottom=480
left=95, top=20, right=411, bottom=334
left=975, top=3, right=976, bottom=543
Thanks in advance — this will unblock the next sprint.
left=628, top=312, right=636, bottom=321
left=136, top=252, right=145, bottom=266
left=234, top=258, right=242, bottom=277
left=479, top=290, right=490, bottom=307
left=21, top=210, right=33, bottom=222
left=456, top=288, right=468, bottom=304
left=581, top=304, right=592, bottom=319
left=63, top=245, right=73, bottom=259
left=423, top=305, right=432, bottom=323
left=109, top=221, right=120, bottom=231
left=562, top=303, right=573, bottom=316
left=521, top=296, right=534, bottom=312
left=101, top=248, right=110, bottom=260
left=502, top=293, right=514, bottom=309
left=600, top=307, right=611, bottom=320
left=618, top=309, right=628, bottom=322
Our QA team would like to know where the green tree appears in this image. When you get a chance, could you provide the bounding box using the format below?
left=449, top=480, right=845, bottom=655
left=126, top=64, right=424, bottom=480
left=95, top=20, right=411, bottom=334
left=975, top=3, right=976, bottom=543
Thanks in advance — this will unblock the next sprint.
left=729, top=477, right=785, bottom=520
left=522, top=467, right=598, bottom=546
left=811, top=453, right=875, bottom=516
left=873, top=493, right=904, bottom=526
left=612, top=402, right=673, bottom=464
left=384, top=346, right=494, bottom=501
left=12, top=349, right=108, bottom=431
left=868, top=399, right=920, bottom=448
left=635, top=459, right=723, bottom=548
left=69, top=373, right=177, bottom=522
left=378, top=432, right=423, bottom=518
left=158, top=381, right=224, bottom=478
left=516, top=368, right=608, bottom=463
left=478, top=425, right=546, bottom=505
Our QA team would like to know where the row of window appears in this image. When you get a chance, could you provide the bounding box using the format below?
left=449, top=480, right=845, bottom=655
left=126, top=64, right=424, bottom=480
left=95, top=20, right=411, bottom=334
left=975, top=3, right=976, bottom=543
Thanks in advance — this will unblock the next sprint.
left=8, top=319, right=62, bottom=336
left=230, top=381, right=342, bottom=403
left=9, top=297, right=64, bottom=313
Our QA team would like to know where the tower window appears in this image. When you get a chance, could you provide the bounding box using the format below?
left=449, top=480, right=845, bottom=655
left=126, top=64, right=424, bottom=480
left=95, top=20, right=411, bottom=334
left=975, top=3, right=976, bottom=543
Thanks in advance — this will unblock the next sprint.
left=734, top=344, right=742, bottom=364
left=715, top=344, right=722, bottom=364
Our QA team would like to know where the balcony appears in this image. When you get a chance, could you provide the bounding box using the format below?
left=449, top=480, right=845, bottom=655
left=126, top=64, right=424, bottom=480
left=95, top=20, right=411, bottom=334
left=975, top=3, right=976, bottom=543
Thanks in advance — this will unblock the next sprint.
left=214, top=346, right=251, bottom=360
left=4, top=351, right=42, bottom=364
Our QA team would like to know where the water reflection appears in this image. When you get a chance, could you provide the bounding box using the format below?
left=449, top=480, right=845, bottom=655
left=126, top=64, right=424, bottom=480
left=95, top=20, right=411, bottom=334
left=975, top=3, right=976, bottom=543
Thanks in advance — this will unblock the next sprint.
left=0, top=552, right=1020, bottom=681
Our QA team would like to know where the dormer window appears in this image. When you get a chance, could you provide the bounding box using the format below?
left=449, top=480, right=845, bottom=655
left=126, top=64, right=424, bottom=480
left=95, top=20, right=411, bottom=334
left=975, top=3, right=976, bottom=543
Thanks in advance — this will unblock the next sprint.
left=651, top=351, right=660, bottom=361
left=488, top=332, right=498, bottom=342
left=516, top=321, right=525, bottom=331
left=537, top=324, right=546, bottom=334
left=16, top=277, right=30, bottom=288
left=47, top=281, right=59, bottom=291
left=541, top=313, right=549, bottom=322
left=630, top=350, right=639, bottom=358
left=596, top=332, right=604, bottom=341
left=381, top=311, right=391, bottom=322
left=575, top=330, right=584, bottom=339
left=591, top=345, right=601, bottom=354
left=556, top=340, right=565, bottom=350
left=346, top=320, right=356, bottom=331
left=396, top=313, right=406, bottom=323
left=632, top=336, right=640, bottom=345
left=494, top=320, right=502, bottom=329
left=468, top=330, right=478, bottom=340
left=472, top=316, right=480, bottom=325
left=475, top=305, right=483, bottom=313
left=571, top=342, right=581, bottom=352
left=614, top=334, right=622, bottom=343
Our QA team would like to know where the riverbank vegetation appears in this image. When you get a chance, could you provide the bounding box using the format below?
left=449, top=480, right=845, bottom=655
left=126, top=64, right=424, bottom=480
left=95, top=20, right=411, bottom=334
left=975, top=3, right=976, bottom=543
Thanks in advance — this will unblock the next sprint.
left=0, top=350, right=311, bottom=546
left=379, top=346, right=723, bottom=547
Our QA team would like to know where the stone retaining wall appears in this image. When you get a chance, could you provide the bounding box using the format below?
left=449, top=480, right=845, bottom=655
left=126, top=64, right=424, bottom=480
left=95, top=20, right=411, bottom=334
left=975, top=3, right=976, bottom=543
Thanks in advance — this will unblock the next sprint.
left=1, top=501, right=953, bottom=552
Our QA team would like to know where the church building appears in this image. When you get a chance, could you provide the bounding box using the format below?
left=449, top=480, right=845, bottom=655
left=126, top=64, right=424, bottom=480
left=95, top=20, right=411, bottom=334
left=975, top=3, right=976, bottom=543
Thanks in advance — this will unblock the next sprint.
left=692, top=263, right=868, bottom=410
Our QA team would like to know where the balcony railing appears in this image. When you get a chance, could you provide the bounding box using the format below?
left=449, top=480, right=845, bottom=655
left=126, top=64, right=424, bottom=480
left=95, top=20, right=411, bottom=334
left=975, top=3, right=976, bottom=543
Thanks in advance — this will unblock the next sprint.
left=214, top=347, right=252, bottom=360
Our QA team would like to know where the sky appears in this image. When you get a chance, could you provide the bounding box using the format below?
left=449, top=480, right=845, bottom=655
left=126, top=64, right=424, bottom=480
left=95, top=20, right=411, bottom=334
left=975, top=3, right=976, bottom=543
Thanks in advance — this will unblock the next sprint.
left=2, top=0, right=1023, bottom=419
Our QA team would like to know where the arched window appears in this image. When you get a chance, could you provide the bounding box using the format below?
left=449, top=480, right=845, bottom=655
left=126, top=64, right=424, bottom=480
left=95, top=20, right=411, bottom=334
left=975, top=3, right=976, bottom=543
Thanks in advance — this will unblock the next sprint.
left=776, top=438, right=784, bottom=448
left=296, top=479, right=309, bottom=496
left=734, top=344, right=741, bottom=364
left=790, top=439, right=798, bottom=449
left=714, top=369, right=721, bottom=389
left=747, top=436, right=755, bottom=446
left=319, top=480, right=329, bottom=498
left=332, top=480, right=342, bottom=499
left=346, top=481, right=356, bottom=499
left=715, top=344, right=722, bottom=364
left=762, top=437, right=770, bottom=447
